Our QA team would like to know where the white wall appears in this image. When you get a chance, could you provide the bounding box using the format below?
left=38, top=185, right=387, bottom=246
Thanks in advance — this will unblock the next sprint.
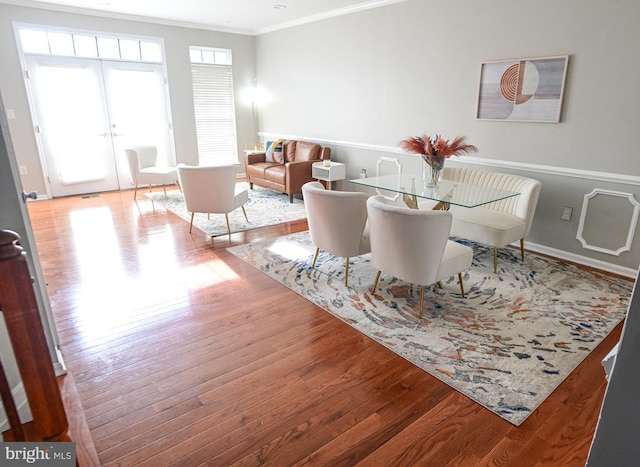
left=254, top=0, right=640, bottom=273
left=0, top=3, right=257, bottom=196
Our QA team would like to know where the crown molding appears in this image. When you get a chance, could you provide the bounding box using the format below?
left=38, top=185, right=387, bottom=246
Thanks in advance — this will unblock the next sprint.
left=1, top=0, right=255, bottom=35
left=254, top=0, right=410, bottom=35
left=1, top=0, right=411, bottom=36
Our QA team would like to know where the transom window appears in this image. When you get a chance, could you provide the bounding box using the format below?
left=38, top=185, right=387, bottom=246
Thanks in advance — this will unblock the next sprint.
left=17, top=27, right=162, bottom=62
left=189, top=46, right=232, bottom=65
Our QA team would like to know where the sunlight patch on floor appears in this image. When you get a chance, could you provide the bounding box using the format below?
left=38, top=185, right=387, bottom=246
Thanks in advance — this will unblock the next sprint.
left=268, top=239, right=311, bottom=261
left=67, top=206, right=239, bottom=340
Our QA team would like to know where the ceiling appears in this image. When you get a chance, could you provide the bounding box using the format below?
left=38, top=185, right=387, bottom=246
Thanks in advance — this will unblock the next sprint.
left=3, top=0, right=408, bottom=35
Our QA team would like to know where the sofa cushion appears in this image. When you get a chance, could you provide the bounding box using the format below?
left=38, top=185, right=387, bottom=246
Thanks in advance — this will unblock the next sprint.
left=283, top=141, right=297, bottom=163
left=292, top=141, right=321, bottom=162
left=247, top=162, right=278, bottom=179
left=263, top=165, right=286, bottom=185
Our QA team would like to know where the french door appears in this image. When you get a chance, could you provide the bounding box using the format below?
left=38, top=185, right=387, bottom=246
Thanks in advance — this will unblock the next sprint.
left=25, top=55, right=173, bottom=197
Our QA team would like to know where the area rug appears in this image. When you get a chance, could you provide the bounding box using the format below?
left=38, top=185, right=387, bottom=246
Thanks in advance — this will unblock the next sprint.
left=147, top=183, right=307, bottom=237
left=227, top=231, right=632, bottom=426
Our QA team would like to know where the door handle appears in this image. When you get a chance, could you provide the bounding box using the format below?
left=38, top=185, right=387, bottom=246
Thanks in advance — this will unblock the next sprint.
left=98, top=132, right=109, bottom=137
left=21, top=191, right=38, bottom=203
left=112, top=132, right=123, bottom=137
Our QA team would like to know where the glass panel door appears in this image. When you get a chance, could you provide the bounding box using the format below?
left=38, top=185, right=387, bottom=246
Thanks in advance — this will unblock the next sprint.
left=25, top=55, right=119, bottom=196
left=24, top=56, right=173, bottom=197
left=101, top=60, right=173, bottom=189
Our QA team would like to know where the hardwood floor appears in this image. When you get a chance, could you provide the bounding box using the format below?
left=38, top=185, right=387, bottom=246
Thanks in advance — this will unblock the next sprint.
left=27, top=189, right=625, bottom=466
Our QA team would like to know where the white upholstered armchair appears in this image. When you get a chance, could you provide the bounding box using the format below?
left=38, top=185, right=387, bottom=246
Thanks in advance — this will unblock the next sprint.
left=124, top=146, right=178, bottom=200
left=366, top=195, right=473, bottom=318
left=302, top=181, right=370, bottom=286
left=177, top=164, right=249, bottom=239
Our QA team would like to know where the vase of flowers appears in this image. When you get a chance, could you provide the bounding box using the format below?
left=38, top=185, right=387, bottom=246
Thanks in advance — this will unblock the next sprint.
left=400, top=133, right=478, bottom=188
left=423, top=155, right=445, bottom=187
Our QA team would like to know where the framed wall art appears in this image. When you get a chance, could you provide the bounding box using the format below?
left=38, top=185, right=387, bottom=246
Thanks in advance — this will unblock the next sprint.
left=476, top=55, right=569, bottom=123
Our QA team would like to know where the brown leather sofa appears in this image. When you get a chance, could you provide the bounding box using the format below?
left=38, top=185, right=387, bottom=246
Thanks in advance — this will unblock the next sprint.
left=245, top=140, right=331, bottom=202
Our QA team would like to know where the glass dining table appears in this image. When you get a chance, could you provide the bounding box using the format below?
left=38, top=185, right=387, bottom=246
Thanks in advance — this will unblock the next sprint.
left=350, top=173, right=520, bottom=210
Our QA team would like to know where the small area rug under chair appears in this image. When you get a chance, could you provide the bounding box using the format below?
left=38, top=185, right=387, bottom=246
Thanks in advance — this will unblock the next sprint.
left=146, top=183, right=307, bottom=237
left=227, top=231, right=632, bottom=426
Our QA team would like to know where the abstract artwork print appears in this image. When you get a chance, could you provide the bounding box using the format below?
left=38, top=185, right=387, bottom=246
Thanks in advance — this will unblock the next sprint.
left=477, top=55, right=569, bottom=122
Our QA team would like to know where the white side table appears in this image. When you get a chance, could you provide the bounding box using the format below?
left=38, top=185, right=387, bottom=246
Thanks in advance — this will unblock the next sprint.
left=312, top=162, right=346, bottom=190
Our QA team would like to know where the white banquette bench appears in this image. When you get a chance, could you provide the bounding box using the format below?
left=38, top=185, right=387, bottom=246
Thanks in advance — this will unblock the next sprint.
left=442, top=166, right=542, bottom=273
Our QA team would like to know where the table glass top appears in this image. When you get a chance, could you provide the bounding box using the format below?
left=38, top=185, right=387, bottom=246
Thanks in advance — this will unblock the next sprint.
left=350, top=174, right=520, bottom=208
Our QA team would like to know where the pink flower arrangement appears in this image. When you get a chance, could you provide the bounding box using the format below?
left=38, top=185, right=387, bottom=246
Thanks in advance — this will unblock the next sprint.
left=399, top=133, right=478, bottom=166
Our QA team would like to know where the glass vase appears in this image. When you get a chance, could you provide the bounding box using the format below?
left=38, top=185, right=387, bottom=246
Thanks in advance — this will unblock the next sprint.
left=423, top=157, right=444, bottom=188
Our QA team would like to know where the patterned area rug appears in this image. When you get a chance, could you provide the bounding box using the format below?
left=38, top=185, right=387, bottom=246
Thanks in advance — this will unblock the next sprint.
left=147, top=183, right=307, bottom=237
left=227, top=231, right=632, bottom=426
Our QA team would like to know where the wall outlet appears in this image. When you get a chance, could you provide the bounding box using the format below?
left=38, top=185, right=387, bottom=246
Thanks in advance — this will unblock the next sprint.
left=19, top=166, right=28, bottom=175
left=6, top=109, right=15, bottom=119
left=562, top=206, right=573, bottom=221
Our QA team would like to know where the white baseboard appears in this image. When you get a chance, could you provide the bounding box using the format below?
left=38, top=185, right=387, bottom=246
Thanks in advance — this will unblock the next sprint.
left=524, top=241, right=638, bottom=279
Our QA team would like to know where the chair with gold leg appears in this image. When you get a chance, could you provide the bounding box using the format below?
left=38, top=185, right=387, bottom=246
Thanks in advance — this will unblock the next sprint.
left=177, top=164, right=249, bottom=240
left=124, top=146, right=179, bottom=200
left=366, top=195, right=473, bottom=319
left=302, top=181, right=370, bottom=287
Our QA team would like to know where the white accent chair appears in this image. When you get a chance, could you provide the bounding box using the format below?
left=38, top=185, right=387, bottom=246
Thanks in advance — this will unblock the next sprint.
left=443, top=167, right=542, bottom=273
left=302, top=182, right=370, bottom=286
left=124, top=146, right=178, bottom=200
left=176, top=164, right=249, bottom=239
left=366, top=195, right=473, bottom=318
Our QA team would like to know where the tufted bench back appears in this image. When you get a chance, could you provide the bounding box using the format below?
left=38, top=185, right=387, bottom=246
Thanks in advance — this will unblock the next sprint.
left=443, top=166, right=541, bottom=237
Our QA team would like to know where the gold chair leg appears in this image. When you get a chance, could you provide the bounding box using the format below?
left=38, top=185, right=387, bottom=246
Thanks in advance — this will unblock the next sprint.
left=371, top=270, right=381, bottom=294
left=133, top=184, right=139, bottom=200
left=225, top=213, right=231, bottom=240
left=207, top=213, right=210, bottom=220
left=163, top=185, right=168, bottom=200
left=520, top=238, right=525, bottom=261
left=458, top=272, right=466, bottom=298
left=437, top=281, right=444, bottom=288
left=176, top=179, right=182, bottom=192
left=241, top=205, right=249, bottom=222
left=493, top=247, right=498, bottom=273
left=312, top=247, right=320, bottom=268
left=344, top=257, right=350, bottom=287
left=189, top=212, right=195, bottom=233
left=419, top=285, right=425, bottom=319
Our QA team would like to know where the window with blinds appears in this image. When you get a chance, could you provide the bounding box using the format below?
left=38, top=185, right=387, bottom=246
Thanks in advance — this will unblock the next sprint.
left=190, top=47, right=237, bottom=166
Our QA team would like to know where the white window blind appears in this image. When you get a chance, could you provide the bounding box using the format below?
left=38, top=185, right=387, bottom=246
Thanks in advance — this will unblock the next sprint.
left=191, top=63, right=238, bottom=166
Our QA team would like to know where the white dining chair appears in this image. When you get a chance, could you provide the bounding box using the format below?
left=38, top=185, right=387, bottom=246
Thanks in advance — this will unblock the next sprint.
left=366, top=195, right=473, bottom=318
left=177, top=164, right=249, bottom=240
left=302, top=181, right=370, bottom=286
left=124, top=146, right=178, bottom=200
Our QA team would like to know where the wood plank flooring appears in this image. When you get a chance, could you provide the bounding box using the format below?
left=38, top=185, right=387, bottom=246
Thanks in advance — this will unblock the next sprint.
left=26, top=188, right=626, bottom=466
